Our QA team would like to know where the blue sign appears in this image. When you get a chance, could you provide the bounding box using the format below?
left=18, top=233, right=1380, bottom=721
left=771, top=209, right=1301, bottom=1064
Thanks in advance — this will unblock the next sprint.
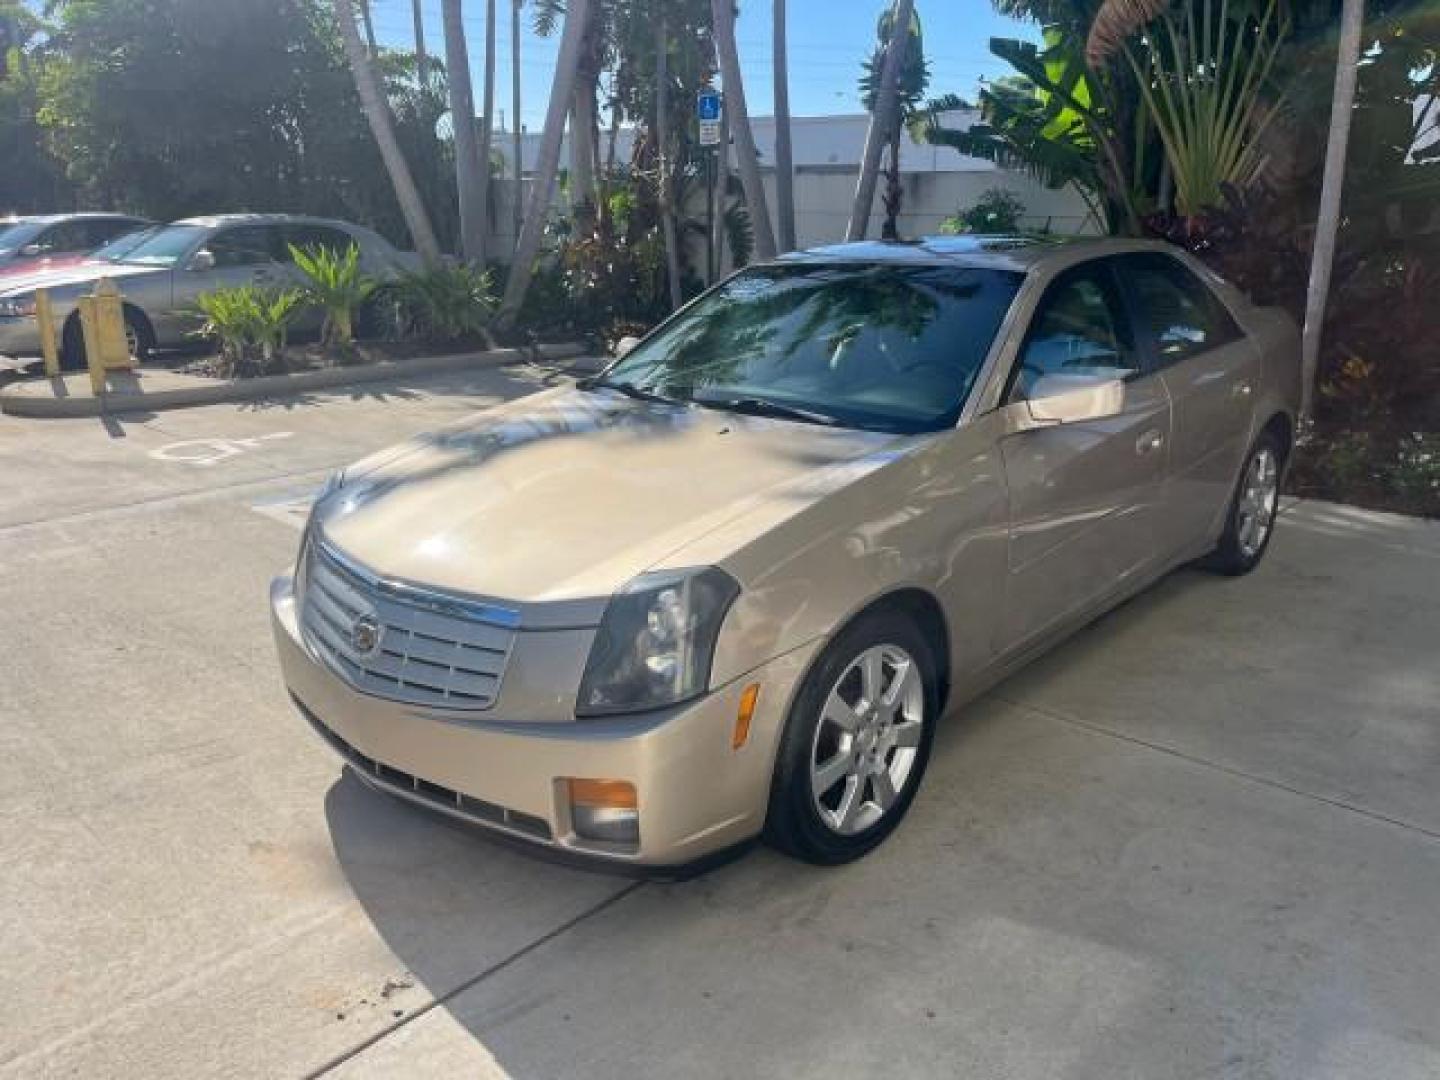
left=697, top=91, right=722, bottom=122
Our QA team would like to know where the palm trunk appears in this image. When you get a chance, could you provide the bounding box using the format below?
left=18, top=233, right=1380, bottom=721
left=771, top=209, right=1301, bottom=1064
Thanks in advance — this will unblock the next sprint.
left=412, top=0, right=428, bottom=78
left=570, top=9, right=600, bottom=216
left=1300, top=0, right=1365, bottom=419
left=334, top=0, right=442, bottom=266
left=881, top=131, right=902, bottom=240
left=497, top=0, right=594, bottom=324
left=711, top=106, right=729, bottom=278
left=359, top=0, right=379, bottom=53
left=444, top=0, right=486, bottom=262
left=711, top=0, right=776, bottom=261
left=656, top=14, right=683, bottom=311
left=772, top=0, right=796, bottom=252
left=847, top=0, right=913, bottom=241
left=476, top=0, right=497, bottom=266
left=511, top=0, right=523, bottom=248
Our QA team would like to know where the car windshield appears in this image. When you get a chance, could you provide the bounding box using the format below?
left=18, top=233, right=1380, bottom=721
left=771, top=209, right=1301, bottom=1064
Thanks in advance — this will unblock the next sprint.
left=0, top=219, right=45, bottom=256
left=598, top=262, right=1022, bottom=433
left=92, top=225, right=162, bottom=262
left=111, top=223, right=209, bottom=266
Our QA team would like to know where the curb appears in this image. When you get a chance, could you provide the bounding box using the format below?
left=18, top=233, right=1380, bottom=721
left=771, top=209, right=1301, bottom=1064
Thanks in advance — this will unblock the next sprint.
left=0, top=343, right=587, bottom=419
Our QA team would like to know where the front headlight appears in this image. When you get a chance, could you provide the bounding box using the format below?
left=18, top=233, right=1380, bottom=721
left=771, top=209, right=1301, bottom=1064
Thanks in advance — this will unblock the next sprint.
left=576, top=568, right=740, bottom=716
left=0, top=296, right=37, bottom=318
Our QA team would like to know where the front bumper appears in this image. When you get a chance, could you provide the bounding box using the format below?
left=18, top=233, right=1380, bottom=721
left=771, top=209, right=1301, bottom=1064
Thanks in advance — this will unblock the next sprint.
left=272, top=574, right=821, bottom=867
left=0, top=316, right=42, bottom=359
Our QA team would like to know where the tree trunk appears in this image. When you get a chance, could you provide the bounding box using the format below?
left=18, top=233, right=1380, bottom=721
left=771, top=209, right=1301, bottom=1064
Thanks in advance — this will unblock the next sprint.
left=334, top=0, right=442, bottom=266
left=570, top=8, right=600, bottom=216
left=847, top=0, right=914, bottom=241
left=772, top=0, right=796, bottom=252
left=412, top=0, right=427, bottom=79
left=498, top=0, right=593, bottom=324
left=359, top=0, right=379, bottom=53
left=711, top=0, right=776, bottom=261
left=511, top=0, right=523, bottom=248
left=656, top=14, right=683, bottom=311
left=881, top=131, right=902, bottom=240
left=444, top=0, right=486, bottom=263
left=1300, top=0, right=1365, bottom=419
left=712, top=106, right=729, bottom=279
left=476, top=0, right=497, bottom=266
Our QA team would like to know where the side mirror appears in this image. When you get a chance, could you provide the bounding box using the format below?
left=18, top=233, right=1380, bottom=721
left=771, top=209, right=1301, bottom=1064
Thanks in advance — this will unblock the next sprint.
left=614, top=335, right=641, bottom=359
left=1021, top=372, right=1126, bottom=426
left=189, top=249, right=216, bottom=272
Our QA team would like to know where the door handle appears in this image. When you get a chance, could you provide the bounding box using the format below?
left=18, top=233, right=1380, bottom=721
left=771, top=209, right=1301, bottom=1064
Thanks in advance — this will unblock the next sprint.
left=1231, top=380, right=1253, bottom=399
left=1136, top=428, right=1165, bottom=455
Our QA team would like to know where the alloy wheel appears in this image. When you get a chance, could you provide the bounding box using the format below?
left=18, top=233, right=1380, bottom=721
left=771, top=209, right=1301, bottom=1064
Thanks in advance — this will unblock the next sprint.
left=1237, top=445, right=1280, bottom=559
left=809, top=643, right=926, bottom=836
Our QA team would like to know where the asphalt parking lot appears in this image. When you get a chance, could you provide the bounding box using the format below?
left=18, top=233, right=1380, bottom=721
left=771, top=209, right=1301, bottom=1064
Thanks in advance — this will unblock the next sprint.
left=3, top=363, right=1439, bottom=1079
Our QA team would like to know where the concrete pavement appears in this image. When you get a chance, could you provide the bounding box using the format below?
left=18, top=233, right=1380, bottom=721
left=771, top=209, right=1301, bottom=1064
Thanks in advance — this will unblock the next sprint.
left=2, top=367, right=1438, bottom=1078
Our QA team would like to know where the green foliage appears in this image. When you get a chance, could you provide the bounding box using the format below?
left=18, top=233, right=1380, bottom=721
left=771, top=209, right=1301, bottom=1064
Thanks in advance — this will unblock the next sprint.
left=194, top=285, right=304, bottom=377
left=289, top=242, right=376, bottom=346
left=940, top=188, right=1027, bottom=234
left=392, top=264, right=497, bottom=343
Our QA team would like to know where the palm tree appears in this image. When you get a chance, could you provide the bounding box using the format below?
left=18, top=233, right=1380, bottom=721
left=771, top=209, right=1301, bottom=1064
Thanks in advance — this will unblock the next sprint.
left=772, top=0, right=796, bottom=251
left=656, top=12, right=683, bottom=308
left=860, top=5, right=927, bottom=240
left=333, top=0, right=442, bottom=266
left=359, top=0, right=379, bottom=52
left=477, top=0, right=498, bottom=266
left=711, top=0, right=776, bottom=260
left=444, top=0, right=486, bottom=262
left=847, top=0, right=915, bottom=240
left=412, top=0, right=428, bottom=82
left=498, top=0, right=595, bottom=323
left=512, top=0, right=524, bottom=247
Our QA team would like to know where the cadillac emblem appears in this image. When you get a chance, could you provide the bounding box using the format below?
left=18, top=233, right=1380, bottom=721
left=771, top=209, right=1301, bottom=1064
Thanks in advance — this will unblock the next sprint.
left=350, top=613, right=382, bottom=655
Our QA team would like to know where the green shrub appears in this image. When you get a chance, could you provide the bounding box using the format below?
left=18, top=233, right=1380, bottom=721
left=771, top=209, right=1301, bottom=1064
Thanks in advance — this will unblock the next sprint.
left=289, top=242, right=376, bottom=346
left=194, top=286, right=304, bottom=377
left=940, top=188, right=1027, bottom=235
left=392, top=264, right=497, bottom=343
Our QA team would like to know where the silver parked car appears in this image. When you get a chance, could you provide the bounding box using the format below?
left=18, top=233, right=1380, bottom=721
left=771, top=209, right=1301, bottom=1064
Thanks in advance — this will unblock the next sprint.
left=272, top=236, right=1300, bottom=869
left=0, top=214, right=418, bottom=365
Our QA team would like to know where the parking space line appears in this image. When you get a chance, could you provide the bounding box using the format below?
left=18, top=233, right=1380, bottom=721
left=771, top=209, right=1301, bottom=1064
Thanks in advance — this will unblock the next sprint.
left=304, top=881, right=645, bottom=1079
left=998, top=695, right=1440, bottom=847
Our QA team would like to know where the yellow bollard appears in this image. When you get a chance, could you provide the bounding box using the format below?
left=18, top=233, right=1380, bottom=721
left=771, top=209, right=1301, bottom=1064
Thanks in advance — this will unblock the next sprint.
left=34, top=289, right=60, bottom=378
left=76, top=277, right=133, bottom=396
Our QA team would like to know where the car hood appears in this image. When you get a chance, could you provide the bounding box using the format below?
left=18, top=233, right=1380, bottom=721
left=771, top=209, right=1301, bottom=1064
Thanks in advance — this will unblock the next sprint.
left=0, top=262, right=167, bottom=297
left=315, top=385, right=909, bottom=613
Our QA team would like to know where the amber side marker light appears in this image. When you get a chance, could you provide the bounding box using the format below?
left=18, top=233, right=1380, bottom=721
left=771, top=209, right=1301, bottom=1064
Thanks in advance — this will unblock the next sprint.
left=733, top=683, right=761, bottom=749
left=566, top=778, right=639, bottom=845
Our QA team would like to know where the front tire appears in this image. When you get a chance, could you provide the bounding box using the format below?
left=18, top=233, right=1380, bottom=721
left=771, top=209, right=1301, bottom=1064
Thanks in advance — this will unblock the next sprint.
left=1208, top=428, right=1285, bottom=575
left=766, top=612, right=938, bottom=865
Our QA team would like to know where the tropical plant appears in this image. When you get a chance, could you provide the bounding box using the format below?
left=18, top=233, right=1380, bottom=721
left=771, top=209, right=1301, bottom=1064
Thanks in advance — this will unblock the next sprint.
left=289, top=243, right=378, bottom=346
left=194, top=286, right=304, bottom=377
left=859, top=3, right=930, bottom=239
left=941, top=188, right=1028, bottom=233
left=393, top=264, right=498, bottom=342
left=334, top=0, right=443, bottom=265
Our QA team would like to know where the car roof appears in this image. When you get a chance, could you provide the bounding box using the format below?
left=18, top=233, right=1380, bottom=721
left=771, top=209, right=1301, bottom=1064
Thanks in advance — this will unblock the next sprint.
left=173, top=213, right=360, bottom=230
left=777, top=235, right=1183, bottom=274
left=0, top=212, right=147, bottom=225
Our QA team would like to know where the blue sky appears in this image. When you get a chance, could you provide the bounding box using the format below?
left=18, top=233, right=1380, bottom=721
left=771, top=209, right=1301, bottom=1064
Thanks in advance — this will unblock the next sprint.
left=369, top=0, right=1039, bottom=131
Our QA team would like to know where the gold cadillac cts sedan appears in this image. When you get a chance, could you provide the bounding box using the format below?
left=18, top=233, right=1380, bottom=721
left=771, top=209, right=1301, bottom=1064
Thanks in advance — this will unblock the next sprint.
left=271, top=237, right=1300, bottom=869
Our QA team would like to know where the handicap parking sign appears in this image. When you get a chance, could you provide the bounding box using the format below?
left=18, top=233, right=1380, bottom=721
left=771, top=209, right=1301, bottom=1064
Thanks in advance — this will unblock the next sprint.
left=697, top=91, right=722, bottom=122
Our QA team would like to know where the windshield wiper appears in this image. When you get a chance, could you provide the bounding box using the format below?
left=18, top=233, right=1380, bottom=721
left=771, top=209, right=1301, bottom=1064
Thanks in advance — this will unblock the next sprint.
left=579, top=377, right=687, bottom=406
left=698, top=396, right=843, bottom=427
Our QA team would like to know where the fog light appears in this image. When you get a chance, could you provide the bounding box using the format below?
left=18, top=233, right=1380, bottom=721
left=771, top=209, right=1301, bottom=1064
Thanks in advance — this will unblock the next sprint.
left=567, top=778, right=639, bottom=845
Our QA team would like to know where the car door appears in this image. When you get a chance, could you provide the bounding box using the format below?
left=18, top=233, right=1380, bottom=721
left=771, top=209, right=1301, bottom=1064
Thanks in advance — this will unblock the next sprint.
left=168, top=223, right=286, bottom=337
left=1117, top=253, right=1259, bottom=557
left=996, top=258, right=1172, bottom=651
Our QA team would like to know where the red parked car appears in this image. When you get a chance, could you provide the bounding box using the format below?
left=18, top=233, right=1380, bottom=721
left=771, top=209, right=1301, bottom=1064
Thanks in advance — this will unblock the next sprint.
left=0, top=214, right=152, bottom=280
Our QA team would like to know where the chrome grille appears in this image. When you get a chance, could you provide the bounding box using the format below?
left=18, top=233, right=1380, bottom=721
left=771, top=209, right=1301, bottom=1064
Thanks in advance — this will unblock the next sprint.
left=300, top=538, right=518, bottom=710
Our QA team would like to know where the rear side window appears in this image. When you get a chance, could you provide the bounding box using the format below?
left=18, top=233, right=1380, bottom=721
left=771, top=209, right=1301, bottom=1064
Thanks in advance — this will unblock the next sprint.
left=208, top=225, right=281, bottom=267
left=283, top=224, right=356, bottom=260
left=85, top=218, right=143, bottom=247
left=1011, top=261, right=1139, bottom=401
left=1123, top=253, right=1242, bottom=365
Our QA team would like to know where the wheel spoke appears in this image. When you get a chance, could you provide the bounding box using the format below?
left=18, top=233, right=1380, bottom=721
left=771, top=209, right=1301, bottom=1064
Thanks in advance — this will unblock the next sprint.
left=870, top=769, right=897, bottom=810
left=859, top=649, right=883, bottom=706
left=833, top=775, right=863, bottom=832
left=813, top=750, right=853, bottom=797
left=823, top=690, right=861, bottom=733
left=891, top=717, right=923, bottom=749
left=881, top=657, right=915, bottom=710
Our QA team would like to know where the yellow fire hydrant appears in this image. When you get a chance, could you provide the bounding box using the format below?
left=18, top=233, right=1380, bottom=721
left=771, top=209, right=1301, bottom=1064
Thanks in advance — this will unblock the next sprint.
left=75, top=277, right=134, bottom=396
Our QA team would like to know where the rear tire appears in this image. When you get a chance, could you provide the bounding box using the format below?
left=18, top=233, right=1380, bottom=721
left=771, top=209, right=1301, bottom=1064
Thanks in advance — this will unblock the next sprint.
left=59, top=308, right=154, bottom=371
left=1207, top=428, right=1286, bottom=576
left=765, top=611, right=938, bottom=865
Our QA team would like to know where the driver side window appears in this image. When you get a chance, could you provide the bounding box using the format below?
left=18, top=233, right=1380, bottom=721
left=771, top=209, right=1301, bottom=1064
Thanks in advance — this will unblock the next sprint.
left=208, top=226, right=279, bottom=269
left=1010, top=263, right=1138, bottom=402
